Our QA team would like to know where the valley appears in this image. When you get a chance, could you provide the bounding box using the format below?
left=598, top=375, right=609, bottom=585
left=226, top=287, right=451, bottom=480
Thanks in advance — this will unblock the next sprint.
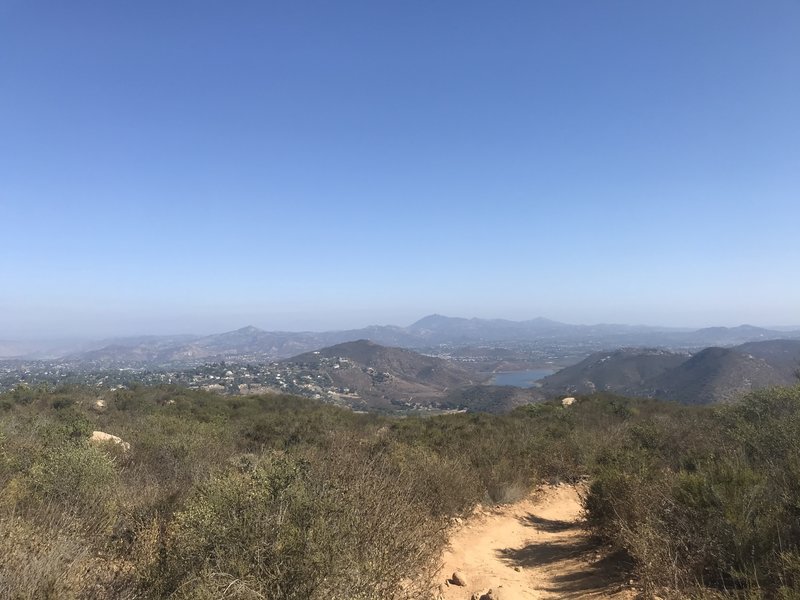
left=2, top=316, right=799, bottom=412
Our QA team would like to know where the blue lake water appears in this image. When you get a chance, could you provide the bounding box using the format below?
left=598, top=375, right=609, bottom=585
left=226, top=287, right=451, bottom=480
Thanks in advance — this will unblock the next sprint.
left=489, top=369, right=555, bottom=388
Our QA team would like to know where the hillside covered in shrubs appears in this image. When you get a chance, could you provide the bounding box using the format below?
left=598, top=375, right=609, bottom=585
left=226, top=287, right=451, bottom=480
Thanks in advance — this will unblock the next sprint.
left=1, top=384, right=800, bottom=598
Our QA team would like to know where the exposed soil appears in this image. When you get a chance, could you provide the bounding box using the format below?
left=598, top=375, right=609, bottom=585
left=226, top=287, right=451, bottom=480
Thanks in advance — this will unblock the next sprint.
left=435, top=484, right=636, bottom=599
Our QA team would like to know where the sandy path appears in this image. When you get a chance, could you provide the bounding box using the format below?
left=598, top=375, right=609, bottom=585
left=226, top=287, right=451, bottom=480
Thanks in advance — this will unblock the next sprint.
left=435, top=484, right=635, bottom=600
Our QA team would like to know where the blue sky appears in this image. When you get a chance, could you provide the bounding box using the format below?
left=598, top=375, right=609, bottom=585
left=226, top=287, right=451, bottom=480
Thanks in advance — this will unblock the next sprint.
left=1, top=1, right=799, bottom=337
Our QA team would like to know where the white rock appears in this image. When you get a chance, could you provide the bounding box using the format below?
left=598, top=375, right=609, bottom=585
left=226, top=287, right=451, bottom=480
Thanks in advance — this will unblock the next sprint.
left=89, top=430, right=130, bottom=452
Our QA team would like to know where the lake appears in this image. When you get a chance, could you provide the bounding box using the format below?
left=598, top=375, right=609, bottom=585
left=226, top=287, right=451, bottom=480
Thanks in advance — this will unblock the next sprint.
left=489, top=369, right=555, bottom=388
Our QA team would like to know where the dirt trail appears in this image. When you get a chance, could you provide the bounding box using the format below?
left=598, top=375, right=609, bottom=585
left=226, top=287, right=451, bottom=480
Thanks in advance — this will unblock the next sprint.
left=436, top=484, right=635, bottom=600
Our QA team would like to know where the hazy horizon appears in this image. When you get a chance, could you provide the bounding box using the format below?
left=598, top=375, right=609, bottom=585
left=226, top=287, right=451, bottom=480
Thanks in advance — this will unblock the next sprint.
left=2, top=2, right=798, bottom=340
left=3, top=310, right=800, bottom=343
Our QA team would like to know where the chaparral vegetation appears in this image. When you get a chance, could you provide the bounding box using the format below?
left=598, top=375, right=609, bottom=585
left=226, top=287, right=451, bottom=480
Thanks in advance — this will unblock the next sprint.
left=1, top=384, right=799, bottom=599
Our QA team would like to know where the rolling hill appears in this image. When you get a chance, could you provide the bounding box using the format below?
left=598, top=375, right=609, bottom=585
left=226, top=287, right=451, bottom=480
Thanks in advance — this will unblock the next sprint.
left=539, top=339, right=800, bottom=404
left=538, top=348, right=689, bottom=396
left=648, top=346, right=788, bottom=404
left=284, top=340, right=483, bottom=410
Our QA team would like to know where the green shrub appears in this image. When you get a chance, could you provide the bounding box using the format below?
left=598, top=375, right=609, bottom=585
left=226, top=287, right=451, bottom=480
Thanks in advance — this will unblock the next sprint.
left=146, top=445, right=444, bottom=600
left=303, top=439, right=446, bottom=600
left=155, top=452, right=315, bottom=599
left=585, top=386, right=800, bottom=596
left=10, top=444, right=119, bottom=529
left=388, top=442, right=482, bottom=516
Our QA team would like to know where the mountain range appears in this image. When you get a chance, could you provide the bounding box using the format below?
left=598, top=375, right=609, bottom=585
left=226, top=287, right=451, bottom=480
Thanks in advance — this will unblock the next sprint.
left=3, top=314, right=798, bottom=365
left=2, top=321, right=799, bottom=410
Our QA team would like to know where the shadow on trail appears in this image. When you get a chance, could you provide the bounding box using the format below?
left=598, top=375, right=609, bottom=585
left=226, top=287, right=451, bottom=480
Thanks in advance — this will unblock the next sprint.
left=498, top=543, right=631, bottom=597
left=499, top=507, right=633, bottom=598
left=539, top=551, right=633, bottom=598
left=497, top=538, right=595, bottom=568
left=518, top=512, right=579, bottom=532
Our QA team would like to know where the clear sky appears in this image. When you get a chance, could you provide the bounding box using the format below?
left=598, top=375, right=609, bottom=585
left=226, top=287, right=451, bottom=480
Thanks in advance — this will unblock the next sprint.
left=1, top=1, right=799, bottom=338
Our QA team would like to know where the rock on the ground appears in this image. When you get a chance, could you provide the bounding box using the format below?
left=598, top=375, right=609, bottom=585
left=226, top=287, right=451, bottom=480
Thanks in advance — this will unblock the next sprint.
left=450, top=571, right=467, bottom=586
left=89, top=430, right=130, bottom=452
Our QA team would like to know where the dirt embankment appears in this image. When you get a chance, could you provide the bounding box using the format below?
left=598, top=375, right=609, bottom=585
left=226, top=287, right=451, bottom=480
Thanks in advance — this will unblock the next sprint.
left=435, top=484, right=636, bottom=600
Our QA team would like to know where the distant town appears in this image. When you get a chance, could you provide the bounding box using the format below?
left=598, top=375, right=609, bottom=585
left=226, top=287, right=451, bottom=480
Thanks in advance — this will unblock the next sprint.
left=0, top=357, right=360, bottom=403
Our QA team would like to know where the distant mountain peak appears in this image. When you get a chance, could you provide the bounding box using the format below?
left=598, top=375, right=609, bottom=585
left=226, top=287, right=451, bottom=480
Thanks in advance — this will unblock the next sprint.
left=409, top=314, right=455, bottom=327
left=235, top=325, right=263, bottom=334
left=524, top=316, right=562, bottom=325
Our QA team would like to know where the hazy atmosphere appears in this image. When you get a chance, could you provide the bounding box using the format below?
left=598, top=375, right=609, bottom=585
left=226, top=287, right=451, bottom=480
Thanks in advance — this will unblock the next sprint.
left=2, top=1, right=799, bottom=338
left=4, top=5, right=800, bottom=600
